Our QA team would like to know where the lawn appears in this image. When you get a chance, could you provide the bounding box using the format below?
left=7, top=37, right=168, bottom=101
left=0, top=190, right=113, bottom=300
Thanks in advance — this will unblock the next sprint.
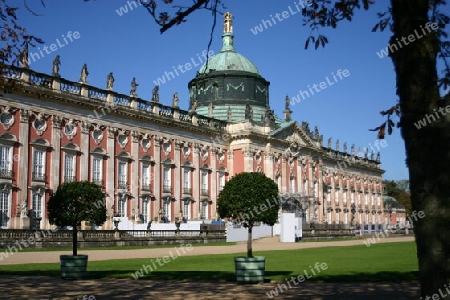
left=0, top=242, right=418, bottom=283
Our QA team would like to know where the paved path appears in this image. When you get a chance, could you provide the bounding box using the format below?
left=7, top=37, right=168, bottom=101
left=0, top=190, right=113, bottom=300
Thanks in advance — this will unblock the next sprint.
left=0, top=236, right=414, bottom=265
left=0, top=236, right=419, bottom=299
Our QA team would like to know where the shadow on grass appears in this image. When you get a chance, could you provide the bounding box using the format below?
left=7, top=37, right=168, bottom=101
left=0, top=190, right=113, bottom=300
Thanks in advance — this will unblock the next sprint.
left=0, top=269, right=418, bottom=283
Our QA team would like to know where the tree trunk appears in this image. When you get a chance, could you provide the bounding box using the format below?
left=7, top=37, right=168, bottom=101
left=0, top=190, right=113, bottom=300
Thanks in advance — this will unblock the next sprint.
left=390, top=0, right=450, bottom=297
left=72, top=223, right=78, bottom=256
left=247, top=225, right=253, bottom=257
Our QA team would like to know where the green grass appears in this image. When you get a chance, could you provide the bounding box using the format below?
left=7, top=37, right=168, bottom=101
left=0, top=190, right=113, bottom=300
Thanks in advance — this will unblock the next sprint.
left=14, top=241, right=236, bottom=252
left=0, top=242, right=418, bottom=282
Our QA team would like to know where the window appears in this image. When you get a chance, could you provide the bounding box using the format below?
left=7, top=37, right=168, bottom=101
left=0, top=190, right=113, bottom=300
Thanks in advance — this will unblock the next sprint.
left=183, top=200, right=190, bottom=221
left=0, top=146, right=11, bottom=179
left=201, top=170, right=208, bottom=196
left=200, top=201, right=208, bottom=219
left=118, top=196, right=126, bottom=217
left=0, top=191, right=9, bottom=228
left=163, top=198, right=170, bottom=222
left=183, top=168, right=191, bottom=194
left=32, top=150, right=45, bottom=181
left=142, top=164, right=151, bottom=190
left=92, top=156, right=103, bottom=185
left=32, top=192, right=43, bottom=218
left=142, top=198, right=149, bottom=223
left=118, top=162, right=127, bottom=189
left=64, top=154, right=75, bottom=182
left=218, top=173, right=225, bottom=192
left=334, top=189, right=339, bottom=205
left=163, top=167, right=171, bottom=192
left=364, top=193, right=368, bottom=205
left=303, top=180, right=307, bottom=195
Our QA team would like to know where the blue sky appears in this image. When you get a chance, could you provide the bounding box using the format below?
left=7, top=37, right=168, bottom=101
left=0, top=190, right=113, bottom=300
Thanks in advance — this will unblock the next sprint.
left=14, top=0, right=419, bottom=180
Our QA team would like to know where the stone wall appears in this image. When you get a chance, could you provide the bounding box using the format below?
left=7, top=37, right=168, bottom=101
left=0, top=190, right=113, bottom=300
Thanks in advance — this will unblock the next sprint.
left=0, top=229, right=226, bottom=249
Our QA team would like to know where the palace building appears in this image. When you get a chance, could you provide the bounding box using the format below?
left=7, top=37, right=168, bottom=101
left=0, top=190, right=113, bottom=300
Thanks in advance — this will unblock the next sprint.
left=0, top=13, right=384, bottom=230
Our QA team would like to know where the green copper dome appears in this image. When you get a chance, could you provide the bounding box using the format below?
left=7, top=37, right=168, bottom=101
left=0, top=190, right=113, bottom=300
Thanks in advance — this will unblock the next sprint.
left=199, top=33, right=260, bottom=75
left=188, top=12, right=273, bottom=123
left=199, top=12, right=259, bottom=75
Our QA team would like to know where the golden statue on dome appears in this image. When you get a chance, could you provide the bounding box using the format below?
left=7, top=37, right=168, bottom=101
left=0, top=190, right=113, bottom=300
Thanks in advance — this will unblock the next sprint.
left=224, top=12, right=233, bottom=33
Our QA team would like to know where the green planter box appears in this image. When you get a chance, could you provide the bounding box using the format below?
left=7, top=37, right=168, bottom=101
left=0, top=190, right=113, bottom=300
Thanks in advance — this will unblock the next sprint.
left=60, top=255, right=88, bottom=279
left=234, top=256, right=265, bottom=283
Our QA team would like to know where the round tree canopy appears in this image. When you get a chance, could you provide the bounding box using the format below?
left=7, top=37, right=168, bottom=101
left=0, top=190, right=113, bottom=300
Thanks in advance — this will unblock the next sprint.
left=47, top=181, right=107, bottom=227
left=217, top=172, right=279, bottom=227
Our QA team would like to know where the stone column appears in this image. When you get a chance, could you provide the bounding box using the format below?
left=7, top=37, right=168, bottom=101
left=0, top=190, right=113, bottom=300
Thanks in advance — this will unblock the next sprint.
left=131, top=131, right=140, bottom=220
left=79, top=121, right=90, bottom=181
left=173, top=140, right=182, bottom=217
left=264, top=151, right=274, bottom=180
left=153, top=136, right=162, bottom=219
left=106, top=127, right=117, bottom=218
left=243, top=148, right=253, bottom=172
left=316, top=159, right=323, bottom=223
left=18, top=110, right=31, bottom=229
left=192, top=143, right=200, bottom=219
left=296, top=158, right=302, bottom=193
left=227, top=150, right=234, bottom=177
left=50, top=116, right=62, bottom=191
left=210, top=147, right=217, bottom=219
left=281, top=155, right=287, bottom=194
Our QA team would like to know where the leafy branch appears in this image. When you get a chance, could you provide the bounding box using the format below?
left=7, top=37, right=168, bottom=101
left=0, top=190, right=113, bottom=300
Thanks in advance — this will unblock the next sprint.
left=369, top=103, right=400, bottom=139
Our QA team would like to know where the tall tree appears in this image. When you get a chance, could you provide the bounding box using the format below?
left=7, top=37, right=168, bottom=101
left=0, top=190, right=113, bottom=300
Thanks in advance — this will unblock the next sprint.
left=145, top=1, right=450, bottom=296
left=384, top=180, right=412, bottom=214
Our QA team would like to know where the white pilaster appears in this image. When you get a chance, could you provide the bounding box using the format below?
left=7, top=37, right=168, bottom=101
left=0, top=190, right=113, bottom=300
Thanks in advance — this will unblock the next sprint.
left=79, top=121, right=90, bottom=181
left=50, top=116, right=62, bottom=191
left=106, top=127, right=116, bottom=216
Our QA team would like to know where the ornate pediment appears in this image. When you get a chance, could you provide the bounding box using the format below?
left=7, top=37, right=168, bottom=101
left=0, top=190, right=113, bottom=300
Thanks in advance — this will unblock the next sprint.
left=270, top=122, right=318, bottom=149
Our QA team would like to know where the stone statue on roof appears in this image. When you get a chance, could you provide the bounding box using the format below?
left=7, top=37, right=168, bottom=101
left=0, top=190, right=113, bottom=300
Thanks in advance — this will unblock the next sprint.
left=208, top=102, right=214, bottom=117
left=327, top=137, right=332, bottom=149
left=172, top=92, right=179, bottom=108
left=130, top=77, right=138, bottom=97
left=285, top=95, right=290, bottom=111
left=152, top=85, right=159, bottom=102
left=52, top=55, right=61, bottom=77
left=314, top=126, right=319, bottom=139
left=106, top=72, right=114, bottom=90
left=19, top=45, right=29, bottom=68
left=264, top=107, right=275, bottom=124
left=191, top=99, right=198, bottom=111
left=245, top=104, right=253, bottom=120
left=79, top=63, right=89, bottom=83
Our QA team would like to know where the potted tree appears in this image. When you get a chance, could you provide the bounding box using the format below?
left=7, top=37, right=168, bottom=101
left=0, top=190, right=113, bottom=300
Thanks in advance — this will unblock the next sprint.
left=47, top=181, right=107, bottom=279
left=217, top=172, right=279, bottom=283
